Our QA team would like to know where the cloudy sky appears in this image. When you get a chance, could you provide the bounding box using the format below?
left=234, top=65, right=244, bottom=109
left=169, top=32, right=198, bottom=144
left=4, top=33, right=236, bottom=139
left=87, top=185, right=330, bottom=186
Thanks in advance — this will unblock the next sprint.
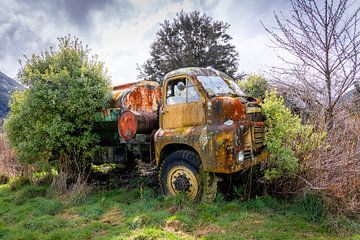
left=0, top=0, right=291, bottom=85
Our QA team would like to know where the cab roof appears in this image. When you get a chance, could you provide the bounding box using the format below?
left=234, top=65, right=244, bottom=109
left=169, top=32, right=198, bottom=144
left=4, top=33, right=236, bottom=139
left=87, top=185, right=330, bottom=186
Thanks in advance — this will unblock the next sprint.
left=164, top=67, right=232, bottom=80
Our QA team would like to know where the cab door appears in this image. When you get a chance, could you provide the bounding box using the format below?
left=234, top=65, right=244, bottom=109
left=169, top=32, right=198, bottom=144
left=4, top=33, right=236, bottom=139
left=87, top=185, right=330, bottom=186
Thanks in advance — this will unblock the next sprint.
left=160, top=76, right=205, bottom=129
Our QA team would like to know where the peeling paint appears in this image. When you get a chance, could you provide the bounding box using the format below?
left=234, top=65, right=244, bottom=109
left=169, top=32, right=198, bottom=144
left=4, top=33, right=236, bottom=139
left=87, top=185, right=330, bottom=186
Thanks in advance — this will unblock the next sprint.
left=199, top=131, right=209, bottom=151
left=224, top=119, right=233, bottom=126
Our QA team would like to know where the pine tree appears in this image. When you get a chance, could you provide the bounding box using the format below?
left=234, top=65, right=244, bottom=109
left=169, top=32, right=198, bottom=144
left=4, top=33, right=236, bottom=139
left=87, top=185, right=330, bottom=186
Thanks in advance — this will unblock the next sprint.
left=139, top=11, right=239, bottom=82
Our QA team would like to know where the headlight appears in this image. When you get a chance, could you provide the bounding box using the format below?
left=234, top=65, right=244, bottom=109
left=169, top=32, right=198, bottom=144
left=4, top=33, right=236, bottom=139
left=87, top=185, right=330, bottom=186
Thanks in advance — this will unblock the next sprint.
left=237, top=151, right=244, bottom=163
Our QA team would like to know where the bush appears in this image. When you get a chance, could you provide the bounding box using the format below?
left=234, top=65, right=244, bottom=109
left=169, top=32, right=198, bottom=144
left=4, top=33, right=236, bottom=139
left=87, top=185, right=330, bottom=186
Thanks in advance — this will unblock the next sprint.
left=261, top=91, right=325, bottom=180
left=4, top=35, right=112, bottom=185
left=307, top=115, right=360, bottom=215
left=238, top=74, right=269, bottom=100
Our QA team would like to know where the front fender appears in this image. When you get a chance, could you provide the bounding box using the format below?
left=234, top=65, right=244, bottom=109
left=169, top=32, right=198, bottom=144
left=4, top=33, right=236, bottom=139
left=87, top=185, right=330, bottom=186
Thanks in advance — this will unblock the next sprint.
left=154, top=124, right=242, bottom=173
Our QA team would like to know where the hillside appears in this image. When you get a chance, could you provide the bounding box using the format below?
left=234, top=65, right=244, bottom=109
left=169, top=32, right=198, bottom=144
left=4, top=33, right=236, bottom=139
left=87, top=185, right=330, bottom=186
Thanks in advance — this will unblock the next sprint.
left=0, top=71, right=23, bottom=119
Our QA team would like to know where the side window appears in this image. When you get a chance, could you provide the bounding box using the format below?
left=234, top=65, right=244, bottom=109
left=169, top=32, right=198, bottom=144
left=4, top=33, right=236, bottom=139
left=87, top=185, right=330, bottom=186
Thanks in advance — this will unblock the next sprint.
left=166, top=78, right=201, bottom=105
left=187, top=80, right=200, bottom=103
left=166, top=79, right=186, bottom=105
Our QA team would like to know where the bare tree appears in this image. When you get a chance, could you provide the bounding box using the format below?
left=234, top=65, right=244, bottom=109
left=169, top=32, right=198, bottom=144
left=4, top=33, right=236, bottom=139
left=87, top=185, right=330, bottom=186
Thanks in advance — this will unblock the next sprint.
left=264, top=0, right=360, bottom=130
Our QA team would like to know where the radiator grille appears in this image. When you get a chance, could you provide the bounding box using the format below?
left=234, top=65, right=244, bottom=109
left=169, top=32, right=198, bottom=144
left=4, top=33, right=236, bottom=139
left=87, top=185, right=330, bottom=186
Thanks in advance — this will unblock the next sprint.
left=253, top=126, right=265, bottom=149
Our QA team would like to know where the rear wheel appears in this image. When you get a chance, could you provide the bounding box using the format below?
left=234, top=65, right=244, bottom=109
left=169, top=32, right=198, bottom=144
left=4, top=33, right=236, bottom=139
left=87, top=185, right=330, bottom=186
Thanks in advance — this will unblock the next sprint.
left=159, top=150, right=217, bottom=202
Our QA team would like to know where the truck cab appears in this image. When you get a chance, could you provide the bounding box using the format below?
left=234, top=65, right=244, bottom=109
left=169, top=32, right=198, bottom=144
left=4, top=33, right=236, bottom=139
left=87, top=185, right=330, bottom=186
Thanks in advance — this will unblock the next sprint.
left=155, top=67, right=267, bottom=201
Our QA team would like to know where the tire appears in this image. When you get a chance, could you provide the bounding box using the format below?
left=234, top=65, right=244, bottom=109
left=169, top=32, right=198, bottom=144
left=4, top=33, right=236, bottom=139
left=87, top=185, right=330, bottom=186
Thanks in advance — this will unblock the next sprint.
left=159, top=150, right=217, bottom=202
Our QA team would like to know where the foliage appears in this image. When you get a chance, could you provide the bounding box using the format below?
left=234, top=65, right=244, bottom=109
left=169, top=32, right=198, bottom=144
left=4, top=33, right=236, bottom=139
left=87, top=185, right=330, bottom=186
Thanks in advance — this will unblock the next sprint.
left=4, top=36, right=112, bottom=176
left=238, top=74, right=269, bottom=100
left=139, top=10, right=239, bottom=82
left=261, top=91, right=326, bottom=180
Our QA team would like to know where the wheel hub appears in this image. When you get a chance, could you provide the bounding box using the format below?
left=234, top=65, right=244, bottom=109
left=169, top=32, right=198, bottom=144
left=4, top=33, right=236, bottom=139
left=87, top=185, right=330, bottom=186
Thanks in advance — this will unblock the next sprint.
left=166, top=166, right=199, bottom=199
left=173, top=174, right=190, bottom=191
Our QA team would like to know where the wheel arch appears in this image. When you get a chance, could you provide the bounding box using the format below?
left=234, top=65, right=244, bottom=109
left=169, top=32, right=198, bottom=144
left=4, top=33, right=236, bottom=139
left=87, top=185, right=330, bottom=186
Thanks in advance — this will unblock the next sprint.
left=158, top=143, right=200, bottom=167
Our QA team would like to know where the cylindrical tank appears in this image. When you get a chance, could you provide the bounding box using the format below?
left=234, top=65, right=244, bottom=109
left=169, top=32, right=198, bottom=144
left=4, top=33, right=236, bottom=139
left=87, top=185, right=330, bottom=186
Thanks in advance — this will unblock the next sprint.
left=94, top=80, right=161, bottom=145
left=112, top=80, right=162, bottom=112
left=118, top=110, right=158, bottom=141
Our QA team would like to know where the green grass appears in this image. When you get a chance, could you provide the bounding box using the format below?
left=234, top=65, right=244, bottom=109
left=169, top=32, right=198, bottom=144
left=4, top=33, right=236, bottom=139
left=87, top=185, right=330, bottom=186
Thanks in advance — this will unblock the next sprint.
left=0, top=182, right=359, bottom=240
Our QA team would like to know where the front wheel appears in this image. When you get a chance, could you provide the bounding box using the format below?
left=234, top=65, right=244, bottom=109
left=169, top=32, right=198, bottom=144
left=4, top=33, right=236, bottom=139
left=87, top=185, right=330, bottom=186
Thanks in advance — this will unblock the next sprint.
left=159, top=150, right=217, bottom=202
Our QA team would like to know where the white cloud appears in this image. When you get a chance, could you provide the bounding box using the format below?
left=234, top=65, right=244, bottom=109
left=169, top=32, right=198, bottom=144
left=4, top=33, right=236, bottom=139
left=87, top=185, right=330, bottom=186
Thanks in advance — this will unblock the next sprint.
left=0, top=0, right=292, bottom=84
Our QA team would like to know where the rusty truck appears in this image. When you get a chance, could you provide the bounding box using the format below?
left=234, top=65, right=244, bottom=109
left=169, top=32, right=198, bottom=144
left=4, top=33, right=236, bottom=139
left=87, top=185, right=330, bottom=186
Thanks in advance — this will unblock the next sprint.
left=94, top=67, right=267, bottom=201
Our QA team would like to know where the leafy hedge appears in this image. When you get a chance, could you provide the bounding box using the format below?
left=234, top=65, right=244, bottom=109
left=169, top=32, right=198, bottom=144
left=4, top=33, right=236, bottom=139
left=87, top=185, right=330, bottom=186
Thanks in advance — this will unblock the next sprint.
left=4, top=36, right=112, bottom=174
left=261, top=91, right=325, bottom=180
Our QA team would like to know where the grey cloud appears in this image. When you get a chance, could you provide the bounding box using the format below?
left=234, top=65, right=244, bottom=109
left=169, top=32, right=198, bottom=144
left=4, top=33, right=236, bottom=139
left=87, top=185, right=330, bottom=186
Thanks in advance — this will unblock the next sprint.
left=0, top=0, right=136, bottom=77
left=0, top=3, right=52, bottom=71
left=18, top=0, right=133, bottom=28
left=0, top=0, right=294, bottom=81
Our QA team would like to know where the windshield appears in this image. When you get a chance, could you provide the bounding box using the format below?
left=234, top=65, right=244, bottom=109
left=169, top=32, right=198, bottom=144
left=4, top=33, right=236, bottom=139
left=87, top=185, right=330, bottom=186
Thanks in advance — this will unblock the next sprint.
left=197, top=75, right=244, bottom=97
left=226, top=78, right=245, bottom=96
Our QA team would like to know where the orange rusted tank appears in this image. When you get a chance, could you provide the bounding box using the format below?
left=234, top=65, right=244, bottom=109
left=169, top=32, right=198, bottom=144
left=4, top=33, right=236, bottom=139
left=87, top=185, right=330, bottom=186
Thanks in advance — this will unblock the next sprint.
left=94, top=80, right=161, bottom=145
left=118, top=110, right=158, bottom=141
left=112, top=80, right=161, bottom=113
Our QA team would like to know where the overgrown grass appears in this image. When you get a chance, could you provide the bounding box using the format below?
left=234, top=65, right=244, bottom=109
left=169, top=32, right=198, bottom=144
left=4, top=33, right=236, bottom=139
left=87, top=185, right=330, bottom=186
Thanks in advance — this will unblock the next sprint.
left=0, top=181, right=358, bottom=240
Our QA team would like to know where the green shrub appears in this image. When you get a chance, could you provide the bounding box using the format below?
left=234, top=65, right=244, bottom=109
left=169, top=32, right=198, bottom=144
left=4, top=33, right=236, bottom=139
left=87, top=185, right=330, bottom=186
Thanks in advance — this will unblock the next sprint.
left=239, top=74, right=269, bottom=100
left=4, top=35, right=112, bottom=176
left=261, top=91, right=325, bottom=180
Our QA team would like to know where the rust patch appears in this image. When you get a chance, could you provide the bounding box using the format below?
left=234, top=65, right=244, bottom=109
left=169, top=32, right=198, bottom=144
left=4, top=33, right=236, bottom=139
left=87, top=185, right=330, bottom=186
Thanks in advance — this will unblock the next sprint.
left=210, top=96, right=246, bottom=123
left=112, top=80, right=161, bottom=112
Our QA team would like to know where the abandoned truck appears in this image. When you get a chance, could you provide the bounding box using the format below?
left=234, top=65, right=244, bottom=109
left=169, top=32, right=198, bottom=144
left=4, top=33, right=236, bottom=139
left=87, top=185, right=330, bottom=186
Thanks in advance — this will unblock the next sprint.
left=94, top=67, right=267, bottom=201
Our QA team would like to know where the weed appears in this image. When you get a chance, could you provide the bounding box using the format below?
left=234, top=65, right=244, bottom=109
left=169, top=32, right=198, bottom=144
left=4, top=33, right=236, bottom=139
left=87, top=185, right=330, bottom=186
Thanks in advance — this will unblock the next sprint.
left=13, top=184, right=48, bottom=205
left=164, top=191, right=194, bottom=211
left=322, top=215, right=360, bottom=235
left=0, top=175, right=8, bottom=184
left=128, top=215, right=151, bottom=230
left=32, top=198, right=63, bottom=216
left=233, top=185, right=247, bottom=200
left=8, top=175, right=31, bottom=191
left=32, top=171, right=55, bottom=186
left=297, top=192, right=327, bottom=223
left=22, top=215, right=66, bottom=233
